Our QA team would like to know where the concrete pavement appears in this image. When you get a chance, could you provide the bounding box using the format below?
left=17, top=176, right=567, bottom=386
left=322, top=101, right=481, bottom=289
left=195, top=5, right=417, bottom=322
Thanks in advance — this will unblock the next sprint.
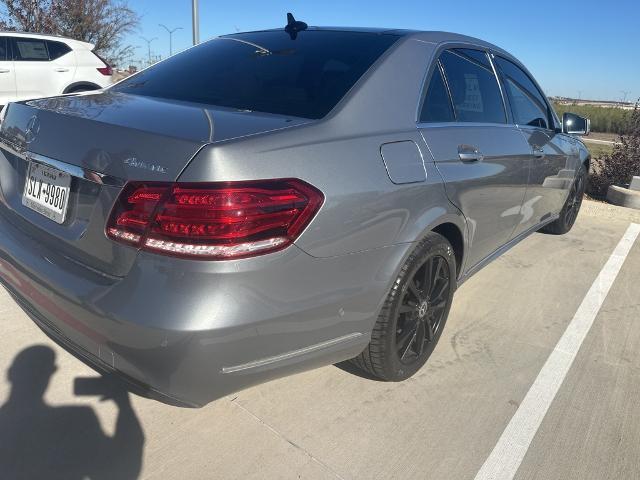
left=1, top=200, right=639, bottom=480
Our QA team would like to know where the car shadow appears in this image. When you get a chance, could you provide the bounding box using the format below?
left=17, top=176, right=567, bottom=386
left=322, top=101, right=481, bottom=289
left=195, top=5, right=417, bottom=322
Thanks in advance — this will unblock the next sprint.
left=334, top=360, right=386, bottom=381
left=0, top=345, right=145, bottom=480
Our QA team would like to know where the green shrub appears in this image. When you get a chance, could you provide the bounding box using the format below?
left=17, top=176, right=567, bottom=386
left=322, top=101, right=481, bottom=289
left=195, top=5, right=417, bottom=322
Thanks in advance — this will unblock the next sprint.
left=588, top=103, right=640, bottom=197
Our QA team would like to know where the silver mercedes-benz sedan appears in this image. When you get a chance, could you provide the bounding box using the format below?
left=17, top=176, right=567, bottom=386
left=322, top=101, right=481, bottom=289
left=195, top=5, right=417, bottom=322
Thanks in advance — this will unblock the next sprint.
left=0, top=22, right=590, bottom=407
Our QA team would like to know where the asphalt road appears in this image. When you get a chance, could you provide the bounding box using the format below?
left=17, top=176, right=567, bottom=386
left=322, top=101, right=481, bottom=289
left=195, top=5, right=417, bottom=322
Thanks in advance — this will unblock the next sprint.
left=1, top=200, right=639, bottom=480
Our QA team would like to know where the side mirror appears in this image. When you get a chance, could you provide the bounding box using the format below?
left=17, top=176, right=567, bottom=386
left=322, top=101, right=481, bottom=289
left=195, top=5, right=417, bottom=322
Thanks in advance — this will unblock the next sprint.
left=562, top=112, right=590, bottom=136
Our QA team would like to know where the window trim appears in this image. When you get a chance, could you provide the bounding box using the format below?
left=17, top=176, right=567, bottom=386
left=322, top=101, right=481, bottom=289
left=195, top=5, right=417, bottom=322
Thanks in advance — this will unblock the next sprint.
left=437, top=60, right=456, bottom=121
left=418, top=59, right=456, bottom=123
left=487, top=52, right=512, bottom=124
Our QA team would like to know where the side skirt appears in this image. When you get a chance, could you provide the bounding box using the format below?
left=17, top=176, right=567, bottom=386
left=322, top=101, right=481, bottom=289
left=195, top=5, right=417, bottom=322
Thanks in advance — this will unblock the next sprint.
left=457, top=215, right=559, bottom=287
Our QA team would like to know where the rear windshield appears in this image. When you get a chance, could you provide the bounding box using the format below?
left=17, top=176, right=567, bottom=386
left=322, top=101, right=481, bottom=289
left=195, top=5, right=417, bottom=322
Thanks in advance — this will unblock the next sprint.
left=113, top=30, right=400, bottom=119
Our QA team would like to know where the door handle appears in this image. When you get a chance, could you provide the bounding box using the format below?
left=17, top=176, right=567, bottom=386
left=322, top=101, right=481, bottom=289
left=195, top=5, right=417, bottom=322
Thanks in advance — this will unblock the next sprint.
left=0, top=68, right=10, bottom=73
left=458, top=144, right=483, bottom=163
left=54, top=67, right=70, bottom=72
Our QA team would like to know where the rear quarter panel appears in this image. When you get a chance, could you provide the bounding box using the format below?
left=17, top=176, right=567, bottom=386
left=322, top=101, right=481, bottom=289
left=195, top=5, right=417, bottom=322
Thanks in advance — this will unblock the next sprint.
left=72, top=49, right=111, bottom=89
left=179, top=127, right=459, bottom=258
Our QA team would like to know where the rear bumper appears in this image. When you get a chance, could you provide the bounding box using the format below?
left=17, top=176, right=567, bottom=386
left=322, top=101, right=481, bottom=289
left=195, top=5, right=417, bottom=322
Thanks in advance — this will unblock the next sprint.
left=0, top=209, right=409, bottom=406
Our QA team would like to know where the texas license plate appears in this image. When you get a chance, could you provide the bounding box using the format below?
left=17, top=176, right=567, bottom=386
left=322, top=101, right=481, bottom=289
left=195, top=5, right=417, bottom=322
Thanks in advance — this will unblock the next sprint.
left=22, top=162, right=71, bottom=224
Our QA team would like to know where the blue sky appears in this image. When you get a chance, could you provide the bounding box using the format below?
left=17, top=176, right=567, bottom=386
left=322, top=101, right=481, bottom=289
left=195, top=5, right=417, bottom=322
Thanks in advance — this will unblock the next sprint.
left=125, top=0, right=639, bottom=102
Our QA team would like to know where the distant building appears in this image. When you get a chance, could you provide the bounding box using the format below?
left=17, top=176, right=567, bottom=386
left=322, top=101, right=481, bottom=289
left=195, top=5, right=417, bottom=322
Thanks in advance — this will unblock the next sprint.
left=551, top=96, right=635, bottom=110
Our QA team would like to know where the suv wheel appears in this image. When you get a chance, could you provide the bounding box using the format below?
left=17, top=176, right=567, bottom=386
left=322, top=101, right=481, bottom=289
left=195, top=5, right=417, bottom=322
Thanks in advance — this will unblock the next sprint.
left=65, top=85, right=100, bottom=94
left=351, top=232, right=456, bottom=381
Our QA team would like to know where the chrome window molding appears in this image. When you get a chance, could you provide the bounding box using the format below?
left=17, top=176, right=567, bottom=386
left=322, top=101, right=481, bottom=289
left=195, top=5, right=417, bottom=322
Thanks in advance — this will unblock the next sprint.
left=416, top=121, right=517, bottom=129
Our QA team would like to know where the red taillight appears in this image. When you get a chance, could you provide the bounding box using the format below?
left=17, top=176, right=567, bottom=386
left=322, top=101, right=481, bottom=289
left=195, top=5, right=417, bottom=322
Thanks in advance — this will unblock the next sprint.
left=106, top=179, right=324, bottom=259
left=97, top=65, right=113, bottom=76
left=93, top=51, right=113, bottom=75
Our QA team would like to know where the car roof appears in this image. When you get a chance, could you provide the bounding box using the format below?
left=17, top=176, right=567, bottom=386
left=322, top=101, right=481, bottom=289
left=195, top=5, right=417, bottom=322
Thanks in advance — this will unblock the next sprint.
left=225, top=26, right=419, bottom=36
left=226, top=27, right=511, bottom=57
left=0, top=31, right=94, bottom=50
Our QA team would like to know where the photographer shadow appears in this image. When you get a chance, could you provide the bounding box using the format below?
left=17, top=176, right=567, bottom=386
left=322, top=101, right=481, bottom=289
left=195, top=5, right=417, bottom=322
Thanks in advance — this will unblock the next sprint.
left=0, top=345, right=145, bottom=480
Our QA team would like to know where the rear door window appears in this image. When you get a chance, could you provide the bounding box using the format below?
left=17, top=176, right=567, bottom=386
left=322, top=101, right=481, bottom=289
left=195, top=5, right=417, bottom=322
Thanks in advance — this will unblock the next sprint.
left=495, top=57, right=551, bottom=129
left=113, top=30, right=400, bottom=119
left=439, top=49, right=506, bottom=124
left=420, top=63, right=455, bottom=123
left=46, top=40, right=71, bottom=60
left=13, top=38, right=50, bottom=61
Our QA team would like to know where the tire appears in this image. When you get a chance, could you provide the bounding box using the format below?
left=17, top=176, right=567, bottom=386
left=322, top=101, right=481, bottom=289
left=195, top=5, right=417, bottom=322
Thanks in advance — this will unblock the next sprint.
left=351, top=232, right=456, bottom=381
left=541, top=163, right=587, bottom=235
left=65, top=85, right=100, bottom=94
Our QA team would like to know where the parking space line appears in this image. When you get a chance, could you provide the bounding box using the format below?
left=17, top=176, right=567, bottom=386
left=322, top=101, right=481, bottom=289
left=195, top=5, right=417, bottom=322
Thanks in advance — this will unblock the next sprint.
left=474, top=223, right=640, bottom=480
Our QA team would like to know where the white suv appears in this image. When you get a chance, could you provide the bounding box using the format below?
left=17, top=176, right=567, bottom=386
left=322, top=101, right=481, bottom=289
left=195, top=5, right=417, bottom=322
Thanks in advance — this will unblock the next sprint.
left=0, top=32, right=113, bottom=106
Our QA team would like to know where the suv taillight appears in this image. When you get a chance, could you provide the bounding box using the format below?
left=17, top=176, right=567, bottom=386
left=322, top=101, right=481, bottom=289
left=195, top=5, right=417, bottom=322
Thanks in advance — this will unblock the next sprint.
left=93, top=51, right=113, bottom=75
left=106, top=179, right=324, bottom=259
left=97, top=65, right=113, bottom=76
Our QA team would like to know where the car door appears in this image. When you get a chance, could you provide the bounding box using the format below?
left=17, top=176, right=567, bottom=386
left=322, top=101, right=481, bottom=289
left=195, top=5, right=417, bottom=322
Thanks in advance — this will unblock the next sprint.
left=45, top=39, right=76, bottom=91
left=0, top=37, right=16, bottom=105
left=418, top=48, right=530, bottom=273
left=11, top=37, right=73, bottom=100
left=493, top=55, right=578, bottom=237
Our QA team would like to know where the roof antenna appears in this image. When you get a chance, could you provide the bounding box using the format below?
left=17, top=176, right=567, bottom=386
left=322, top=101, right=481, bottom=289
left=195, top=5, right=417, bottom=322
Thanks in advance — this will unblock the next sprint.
left=285, top=12, right=307, bottom=40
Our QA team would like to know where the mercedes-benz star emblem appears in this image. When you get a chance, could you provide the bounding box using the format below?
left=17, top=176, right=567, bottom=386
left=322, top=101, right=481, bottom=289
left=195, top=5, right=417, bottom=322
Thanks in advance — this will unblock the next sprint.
left=25, top=115, right=40, bottom=144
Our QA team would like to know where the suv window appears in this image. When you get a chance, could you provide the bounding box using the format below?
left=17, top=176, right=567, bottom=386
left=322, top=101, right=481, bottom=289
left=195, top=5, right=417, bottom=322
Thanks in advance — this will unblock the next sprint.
left=13, top=37, right=49, bottom=61
left=439, top=49, right=506, bottom=124
left=420, top=63, right=454, bottom=123
left=495, top=57, right=550, bottom=129
left=114, top=31, right=401, bottom=119
left=46, top=40, right=71, bottom=60
left=0, top=38, right=7, bottom=62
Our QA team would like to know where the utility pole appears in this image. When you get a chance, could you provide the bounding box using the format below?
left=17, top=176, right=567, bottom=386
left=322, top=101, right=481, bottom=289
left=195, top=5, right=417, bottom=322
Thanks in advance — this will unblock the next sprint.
left=621, top=90, right=631, bottom=104
left=159, top=24, right=183, bottom=56
left=139, top=36, right=158, bottom=65
left=192, top=0, right=200, bottom=45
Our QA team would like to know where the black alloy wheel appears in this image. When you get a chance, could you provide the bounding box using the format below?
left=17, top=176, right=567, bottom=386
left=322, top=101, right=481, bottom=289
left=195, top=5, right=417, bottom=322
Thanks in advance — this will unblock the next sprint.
left=564, top=170, right=585, bottom=230
left=541, top=163, right=587, bottom=235
left=351, top=232, right=456, bottom=381
left=395, top=255, right=451, bottom=365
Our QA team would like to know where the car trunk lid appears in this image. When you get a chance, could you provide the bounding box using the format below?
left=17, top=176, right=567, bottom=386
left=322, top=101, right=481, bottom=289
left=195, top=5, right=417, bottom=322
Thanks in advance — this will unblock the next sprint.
left=0, top=92, right=311, bottom=276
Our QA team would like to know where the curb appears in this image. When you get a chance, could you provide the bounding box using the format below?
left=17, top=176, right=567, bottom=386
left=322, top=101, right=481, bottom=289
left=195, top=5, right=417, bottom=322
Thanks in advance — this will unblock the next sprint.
left=581, top=198, right=640, bottom=223
left=606, top=185, right=640, bottom=210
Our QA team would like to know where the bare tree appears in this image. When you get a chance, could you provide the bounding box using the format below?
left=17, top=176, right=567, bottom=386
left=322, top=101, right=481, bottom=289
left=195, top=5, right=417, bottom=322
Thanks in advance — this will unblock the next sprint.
left=0, top=0, right=56, bottom=32
left=0, top=0, right=139, bottom=65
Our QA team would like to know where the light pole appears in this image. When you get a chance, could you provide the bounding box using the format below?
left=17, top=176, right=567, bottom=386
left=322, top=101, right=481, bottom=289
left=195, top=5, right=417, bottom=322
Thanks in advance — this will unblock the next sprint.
left=192, top=0, right=200, bottom=45
left=139, top=36, right=158, bottom=65
left=159, top=24, right=183, bottom=56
